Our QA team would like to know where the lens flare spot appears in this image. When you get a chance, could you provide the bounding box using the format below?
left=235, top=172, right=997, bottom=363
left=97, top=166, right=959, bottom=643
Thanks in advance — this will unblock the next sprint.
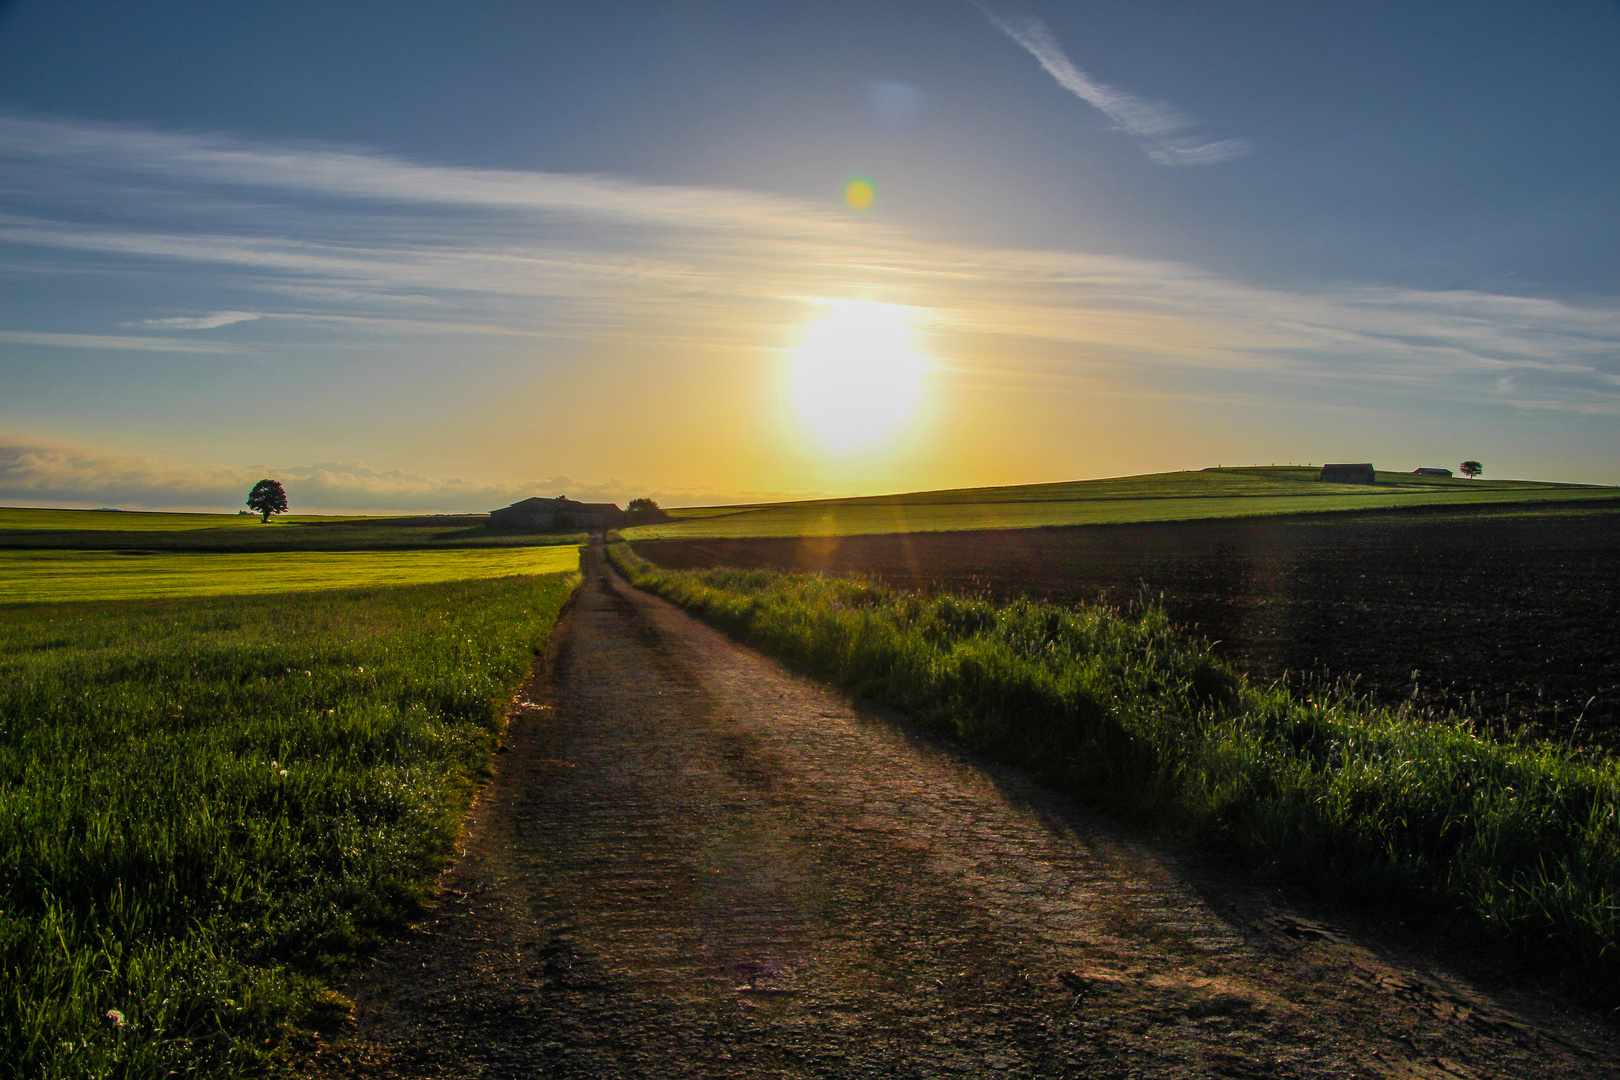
left=789, top=300, right=926, bottom=455
left=843, top=176, right=876, bottom=211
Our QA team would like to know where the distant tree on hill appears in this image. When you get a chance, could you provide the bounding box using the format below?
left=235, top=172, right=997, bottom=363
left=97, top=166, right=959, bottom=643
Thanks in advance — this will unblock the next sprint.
left=247, top=479, right=288, bottom=522
left=626, top=497, right=666, bottom=523
left=1459, top=460, right=1483, bottom=479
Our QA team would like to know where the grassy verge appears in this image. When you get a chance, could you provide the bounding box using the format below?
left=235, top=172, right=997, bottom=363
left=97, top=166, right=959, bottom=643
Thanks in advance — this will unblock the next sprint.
left=608, top=542, right=1620, bottom=1004
left=1, top=570, right=579, bottom=1077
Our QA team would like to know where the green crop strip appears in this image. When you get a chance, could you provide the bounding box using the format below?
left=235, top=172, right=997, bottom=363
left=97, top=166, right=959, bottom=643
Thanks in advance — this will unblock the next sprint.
left=0, top=545, right=580, bottom=604
left=624, top=467, right=1618, bottom=540
left=0, top=571, right=579, bottom=1077
left=609, top=542, right=1620, bottom=1006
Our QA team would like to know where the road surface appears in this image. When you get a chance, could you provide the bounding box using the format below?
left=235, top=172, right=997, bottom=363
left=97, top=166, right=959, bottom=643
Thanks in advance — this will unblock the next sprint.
left=307, top=543, right=1618, bottom=1079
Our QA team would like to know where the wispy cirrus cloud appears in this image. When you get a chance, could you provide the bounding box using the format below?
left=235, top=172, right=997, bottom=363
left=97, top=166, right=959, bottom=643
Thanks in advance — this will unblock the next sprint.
left=973, top=4, right=1250, bottom=166
left=133, top=311, right=261, bottom=330
left=0, top=113, right=834, bottom=230
left=0, top=330, right=240, bottom=352
left=0, top=111, right=1616, bottom=426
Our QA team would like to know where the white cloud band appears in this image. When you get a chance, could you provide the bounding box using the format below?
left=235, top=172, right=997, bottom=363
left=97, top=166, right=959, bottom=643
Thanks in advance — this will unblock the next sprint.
left=0, top=432, right=788, bottom=514
left=1, top=112, right=1616, bottom=431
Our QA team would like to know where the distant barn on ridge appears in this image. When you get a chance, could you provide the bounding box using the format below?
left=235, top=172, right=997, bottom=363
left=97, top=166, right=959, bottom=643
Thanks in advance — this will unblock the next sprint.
left=488, top=496, right=626, bottom=530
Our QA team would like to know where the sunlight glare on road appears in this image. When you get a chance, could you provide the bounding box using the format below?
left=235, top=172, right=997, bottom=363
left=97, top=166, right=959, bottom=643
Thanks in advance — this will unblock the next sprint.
left=789, top=300, right=927, bottom=455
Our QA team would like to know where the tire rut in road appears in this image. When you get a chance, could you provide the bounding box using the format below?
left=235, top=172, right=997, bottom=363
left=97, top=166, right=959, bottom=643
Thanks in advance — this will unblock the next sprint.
left=306, top=546, right=1619, bottom=1079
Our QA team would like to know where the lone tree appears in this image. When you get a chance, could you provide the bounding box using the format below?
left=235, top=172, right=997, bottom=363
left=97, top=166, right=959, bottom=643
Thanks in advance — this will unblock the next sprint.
left=246, top=479, right=288, bottom=523
left=1459, top=460, right=1484, bottom=479
left=626, top=497, right=665, bottom=523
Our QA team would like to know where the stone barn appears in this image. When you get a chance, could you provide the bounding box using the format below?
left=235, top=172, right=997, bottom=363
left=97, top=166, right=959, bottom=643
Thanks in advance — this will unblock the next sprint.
left=488, top=496, right=626, bottom=530
left=561, top=501, right=627, bottom=528
left=1319, top=463, right=1376, bottom=484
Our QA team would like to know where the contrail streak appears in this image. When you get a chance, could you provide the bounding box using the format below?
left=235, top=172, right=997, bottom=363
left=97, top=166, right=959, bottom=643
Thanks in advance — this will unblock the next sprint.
left=974, top=3, right=1250, bottom=165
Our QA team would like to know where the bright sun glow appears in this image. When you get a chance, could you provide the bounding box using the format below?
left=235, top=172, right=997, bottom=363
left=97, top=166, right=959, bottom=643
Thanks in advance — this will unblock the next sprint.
left=789, top=300, right=927, bottom=454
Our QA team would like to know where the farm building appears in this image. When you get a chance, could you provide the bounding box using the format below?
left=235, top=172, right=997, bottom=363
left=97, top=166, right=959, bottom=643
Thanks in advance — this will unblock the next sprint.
left=1319, top=463, right=1376, bottom=484
left=488, top=496, right=626, bottom=530
left=1413, top=467, right=1453, bottom=477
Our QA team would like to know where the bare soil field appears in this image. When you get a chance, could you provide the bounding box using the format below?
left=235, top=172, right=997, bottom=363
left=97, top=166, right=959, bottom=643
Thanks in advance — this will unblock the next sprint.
left=304, top=545, right=1620, bottom=1078
left=633, top=503, right=1620, bottom=750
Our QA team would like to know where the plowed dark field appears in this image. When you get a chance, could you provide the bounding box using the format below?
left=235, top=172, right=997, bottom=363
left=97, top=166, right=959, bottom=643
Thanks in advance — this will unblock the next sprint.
left=633, top=503, right=1620, bottom=750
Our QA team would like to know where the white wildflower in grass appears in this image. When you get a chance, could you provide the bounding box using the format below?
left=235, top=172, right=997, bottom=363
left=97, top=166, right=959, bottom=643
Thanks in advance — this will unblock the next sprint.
left=103, top=1009, right=124, bottom=1028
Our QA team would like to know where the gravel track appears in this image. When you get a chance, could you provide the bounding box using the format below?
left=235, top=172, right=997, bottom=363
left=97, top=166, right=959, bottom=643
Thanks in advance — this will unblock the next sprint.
left=305, top=542, right=1619, bottom=1079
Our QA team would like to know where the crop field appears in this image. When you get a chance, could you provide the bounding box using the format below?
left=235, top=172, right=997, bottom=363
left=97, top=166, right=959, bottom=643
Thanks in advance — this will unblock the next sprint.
left=0, top=571, right=580, bottom=1078
left=0, top=507, right=354, bottom=531
left=0, top=507, right=586, bottom=553
left=0, top=545, right=580, bottom=603
left=635, top=501, right=1620, bottom=751
left=626, top=467, right=1617, bottom=540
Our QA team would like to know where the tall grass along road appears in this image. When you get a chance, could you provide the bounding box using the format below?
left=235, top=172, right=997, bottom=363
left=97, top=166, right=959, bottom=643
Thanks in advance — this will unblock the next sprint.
left=607, top=544, right=1620, bottom=1007
left=636, top=503, right=1620, bottom=749
left=1, top=571, right=579, bottom=1078
left=307, top=542, right=1617, bottom=1078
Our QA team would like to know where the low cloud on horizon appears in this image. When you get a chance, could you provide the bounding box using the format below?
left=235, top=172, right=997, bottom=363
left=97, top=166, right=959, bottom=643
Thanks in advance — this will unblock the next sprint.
left=0, top=432, right=796, bottom=514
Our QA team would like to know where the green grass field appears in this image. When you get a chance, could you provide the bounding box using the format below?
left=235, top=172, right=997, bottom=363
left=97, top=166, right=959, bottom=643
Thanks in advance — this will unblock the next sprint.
left=0, top=545, right=580, bottom=603
left=1, top=572, right=580, bottom=1078
left=0, top=503, right=585, bottom=1074
left=626, top=467, right=1619, bottom=540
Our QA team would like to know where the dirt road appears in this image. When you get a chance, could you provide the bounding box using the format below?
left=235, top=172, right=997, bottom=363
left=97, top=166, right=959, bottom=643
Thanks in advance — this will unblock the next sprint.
left=307, top=544, right=1618, bottom=1078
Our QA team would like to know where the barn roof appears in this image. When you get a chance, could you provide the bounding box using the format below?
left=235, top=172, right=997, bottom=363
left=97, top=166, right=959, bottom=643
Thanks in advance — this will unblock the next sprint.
left=492, top=497, right=622, bottom=513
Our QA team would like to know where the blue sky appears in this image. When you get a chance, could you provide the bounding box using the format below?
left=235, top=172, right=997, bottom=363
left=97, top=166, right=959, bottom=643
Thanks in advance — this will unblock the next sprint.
left=2, top=1, right=1617, bottom=510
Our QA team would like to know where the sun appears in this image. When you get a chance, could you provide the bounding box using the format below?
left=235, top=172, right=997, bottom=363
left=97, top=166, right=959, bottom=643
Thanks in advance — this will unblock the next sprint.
left=788, top=300, right=926, bottom=455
